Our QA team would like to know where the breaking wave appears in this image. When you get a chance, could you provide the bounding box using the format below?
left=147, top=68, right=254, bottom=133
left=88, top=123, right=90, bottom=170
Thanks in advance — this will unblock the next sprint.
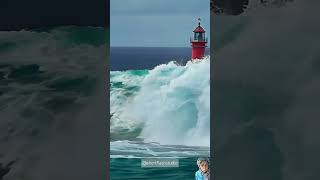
left=110, top=56, right=210, bottom=147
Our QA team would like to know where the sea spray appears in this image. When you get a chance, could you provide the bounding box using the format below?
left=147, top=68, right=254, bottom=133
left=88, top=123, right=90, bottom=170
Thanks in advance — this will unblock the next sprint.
left=110, top=56, right=210, bottom=147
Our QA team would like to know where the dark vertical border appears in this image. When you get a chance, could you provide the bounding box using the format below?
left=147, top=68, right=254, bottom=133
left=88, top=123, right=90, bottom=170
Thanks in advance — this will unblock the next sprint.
left=106, top=2, right=111, bottom=180
left=210, top=0, right=215, bottom=174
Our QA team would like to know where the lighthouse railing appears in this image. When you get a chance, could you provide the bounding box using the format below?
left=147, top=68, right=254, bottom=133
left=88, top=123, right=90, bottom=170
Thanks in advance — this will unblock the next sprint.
left=190, top=37, right=208, bottom=43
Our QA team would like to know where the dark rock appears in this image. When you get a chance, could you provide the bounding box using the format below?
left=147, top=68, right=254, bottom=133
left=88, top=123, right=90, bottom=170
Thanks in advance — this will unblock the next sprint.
left=212, top=0, right=294, bottom=15
left=0, top=160, right=16, bottom=180
left=212, top=0, right=249, bottom=15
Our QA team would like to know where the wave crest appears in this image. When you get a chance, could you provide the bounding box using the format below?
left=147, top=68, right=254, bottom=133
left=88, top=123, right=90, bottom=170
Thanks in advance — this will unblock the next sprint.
left=110, top=56, right=210, bottom=147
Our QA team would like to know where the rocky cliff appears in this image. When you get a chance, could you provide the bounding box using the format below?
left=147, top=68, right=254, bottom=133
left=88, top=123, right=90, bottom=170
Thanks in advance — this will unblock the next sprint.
left=211, top=0, right=294, bottom=15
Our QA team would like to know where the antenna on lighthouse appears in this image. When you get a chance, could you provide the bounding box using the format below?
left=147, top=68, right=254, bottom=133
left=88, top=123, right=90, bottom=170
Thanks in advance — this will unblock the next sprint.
left=198, top=18, right=201, bottom=26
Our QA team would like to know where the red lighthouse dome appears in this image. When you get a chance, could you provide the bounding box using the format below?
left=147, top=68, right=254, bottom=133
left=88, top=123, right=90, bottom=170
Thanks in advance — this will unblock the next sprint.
left=190, top=18, right=208, bottom=60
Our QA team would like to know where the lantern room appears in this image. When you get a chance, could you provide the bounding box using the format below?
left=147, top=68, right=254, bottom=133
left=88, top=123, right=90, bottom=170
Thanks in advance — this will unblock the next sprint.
left=193, top=22, right=206, bottom=41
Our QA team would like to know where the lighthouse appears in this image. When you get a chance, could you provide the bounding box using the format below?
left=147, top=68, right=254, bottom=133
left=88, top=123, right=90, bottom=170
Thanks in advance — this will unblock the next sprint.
left=190, top=18, right=208, bottom=60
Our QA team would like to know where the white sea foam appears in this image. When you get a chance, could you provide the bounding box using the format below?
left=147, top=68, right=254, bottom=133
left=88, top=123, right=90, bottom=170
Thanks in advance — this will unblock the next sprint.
left=110, top=56, right=210, bottom=147
left=110, top=140, right=209, bottom=158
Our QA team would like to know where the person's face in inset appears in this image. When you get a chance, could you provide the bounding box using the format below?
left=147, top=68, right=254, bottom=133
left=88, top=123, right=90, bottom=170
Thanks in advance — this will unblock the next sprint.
left=199, top=161, right=208, bottom=173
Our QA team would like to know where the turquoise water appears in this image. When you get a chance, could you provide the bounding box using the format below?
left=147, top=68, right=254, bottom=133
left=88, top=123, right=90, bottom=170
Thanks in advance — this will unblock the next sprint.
left=110, top=158, right=200, bottom=180
left=110, top=52, right=210, bottom=179
left=110, top=57, right=210, bottom=146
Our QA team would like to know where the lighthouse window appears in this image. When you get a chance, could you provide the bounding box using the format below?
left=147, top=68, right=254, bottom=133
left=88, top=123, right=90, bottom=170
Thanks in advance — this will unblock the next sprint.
left=194, top=32, right=199, bottom=40
left=194, top=32, right=204, bottom=41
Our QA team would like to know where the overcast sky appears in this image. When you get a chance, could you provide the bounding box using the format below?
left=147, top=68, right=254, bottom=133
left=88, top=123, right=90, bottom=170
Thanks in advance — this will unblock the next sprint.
left=110, top=0, right=210, bottom=47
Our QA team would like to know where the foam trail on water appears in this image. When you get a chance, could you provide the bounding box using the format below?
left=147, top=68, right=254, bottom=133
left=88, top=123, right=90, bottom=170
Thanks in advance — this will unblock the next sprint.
left=110, top=56, right=210, bottom=147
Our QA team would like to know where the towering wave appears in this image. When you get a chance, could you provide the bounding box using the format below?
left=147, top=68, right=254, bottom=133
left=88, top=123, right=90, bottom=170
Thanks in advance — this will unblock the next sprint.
left=110, top=56, right=210, bottom=147
left=0, top=26, right=109, bottom=179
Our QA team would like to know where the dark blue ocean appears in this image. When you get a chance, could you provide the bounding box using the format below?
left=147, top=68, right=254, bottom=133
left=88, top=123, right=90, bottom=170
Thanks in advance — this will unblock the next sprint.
left=110, top=47, right=210, bottom=71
